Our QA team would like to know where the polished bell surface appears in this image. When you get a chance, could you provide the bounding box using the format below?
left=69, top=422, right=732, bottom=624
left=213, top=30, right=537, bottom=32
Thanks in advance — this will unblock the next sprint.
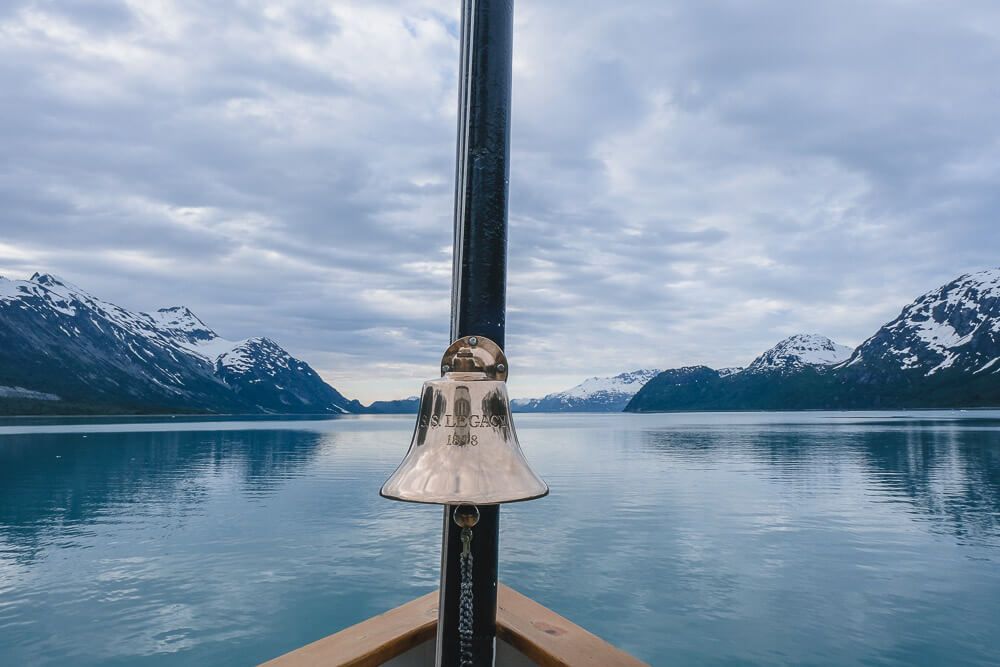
left=380, top=349, right=548, bottom=505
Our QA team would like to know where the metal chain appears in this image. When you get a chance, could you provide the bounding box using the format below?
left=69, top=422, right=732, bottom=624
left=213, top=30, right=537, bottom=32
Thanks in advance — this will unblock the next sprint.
left=458, top=526, right=474, bottom=666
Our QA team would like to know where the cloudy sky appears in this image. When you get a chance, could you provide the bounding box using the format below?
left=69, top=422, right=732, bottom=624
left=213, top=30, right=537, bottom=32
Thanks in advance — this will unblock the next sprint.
left=1, top=0, right=998, bottom=402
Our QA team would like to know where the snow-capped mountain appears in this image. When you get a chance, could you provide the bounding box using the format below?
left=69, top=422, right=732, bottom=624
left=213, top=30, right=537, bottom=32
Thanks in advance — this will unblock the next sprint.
left=746, top=334, right=852, bottom=373
left=215, top=337, right=359, bottom=413
left=629, top=269, right=1000, bottom=411
left=0, top=273, right=360, bottom=415
left=515, top=369, right=661, bottom=412
left=844, top=269, right=1000, bottom=377
left=626, top=335, right=852, bottom=412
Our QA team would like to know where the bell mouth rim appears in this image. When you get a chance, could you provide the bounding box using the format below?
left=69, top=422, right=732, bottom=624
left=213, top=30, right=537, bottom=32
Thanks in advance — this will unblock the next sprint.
left=378, top=487, right=549, bottom=506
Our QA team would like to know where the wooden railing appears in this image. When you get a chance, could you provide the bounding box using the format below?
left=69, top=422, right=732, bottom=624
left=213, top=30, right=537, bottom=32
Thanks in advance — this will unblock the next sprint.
left=261, top=584, right=648, bottom=667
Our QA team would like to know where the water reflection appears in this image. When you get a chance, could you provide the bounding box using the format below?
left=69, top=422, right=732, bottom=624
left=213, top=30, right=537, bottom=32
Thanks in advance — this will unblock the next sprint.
left=0, top=429, right=327, bottom=551
left=500, top=412, right=1000, bottom=667
left=0, top=421, right=444, bottom=666
left=1, top=413, right=999, bottom=666
left=638, top=419, right=1000, bottom=545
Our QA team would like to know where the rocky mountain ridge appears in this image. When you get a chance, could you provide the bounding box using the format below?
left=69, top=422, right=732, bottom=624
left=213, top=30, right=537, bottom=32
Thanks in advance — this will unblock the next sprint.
left=843, top=269, right=1000, bottom=377
left=0, top=273, right=360, bottom=414
left=628, top=269, right=1000, bottom=411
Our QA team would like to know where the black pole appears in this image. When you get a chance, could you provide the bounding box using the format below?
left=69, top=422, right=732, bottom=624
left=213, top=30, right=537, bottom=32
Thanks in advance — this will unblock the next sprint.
left=436, top=0, right=513, bottom=665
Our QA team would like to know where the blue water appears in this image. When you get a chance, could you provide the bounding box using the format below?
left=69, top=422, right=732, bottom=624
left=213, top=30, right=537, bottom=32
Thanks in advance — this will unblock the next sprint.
left=1, top=412, right=999, bottom=666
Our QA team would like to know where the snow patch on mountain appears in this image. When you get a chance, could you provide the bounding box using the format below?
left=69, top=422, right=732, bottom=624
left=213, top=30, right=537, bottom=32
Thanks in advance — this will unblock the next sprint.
left=185, top=336, right=244, bottom=361
left=147, top=306, right=246, bottom=361
left=147, top=306, right=214, bottom=341
left=0, top=385, right=60, bottom=401
left=975, top=357, right=1000, bottom=374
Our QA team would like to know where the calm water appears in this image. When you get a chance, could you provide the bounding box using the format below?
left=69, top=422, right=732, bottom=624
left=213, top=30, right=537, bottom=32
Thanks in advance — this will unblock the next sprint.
left=1, top=412, right=999, bottom=666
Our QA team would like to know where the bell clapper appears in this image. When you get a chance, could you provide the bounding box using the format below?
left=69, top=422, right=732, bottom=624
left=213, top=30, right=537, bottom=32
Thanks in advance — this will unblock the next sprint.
left=453, top=504, right=480, bottom=529
left=454, top=504, right=479, bottom=557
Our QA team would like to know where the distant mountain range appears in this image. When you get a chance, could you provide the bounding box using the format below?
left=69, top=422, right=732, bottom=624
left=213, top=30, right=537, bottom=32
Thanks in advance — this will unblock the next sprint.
left=364, top=370, right=666, bottom=415
left=512, top=369, right=662, bottom=412
left=2, top=269, right=997, bottom=415
left=365, top=396, right=422, bottom=414
left=0, top=273, right=362, bottom=415
left=628, top=269, right=1000, bottom=411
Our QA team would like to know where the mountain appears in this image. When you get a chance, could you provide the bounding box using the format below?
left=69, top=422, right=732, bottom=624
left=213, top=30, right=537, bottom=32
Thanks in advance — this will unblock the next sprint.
left=514, top=369, right=661, bottom=412
left=365, top=396, right=421, bottom=414
left=627, top=335, right=851, bottom=412
left=744, top=333, right=852, bottom=373
left=0, top=273, right=361, bottom=415
left=830, top=268, right=1000, bottom=407
left=214, top=337, right=361, bottom=414
left=628, top=269, right=1000, bottom=412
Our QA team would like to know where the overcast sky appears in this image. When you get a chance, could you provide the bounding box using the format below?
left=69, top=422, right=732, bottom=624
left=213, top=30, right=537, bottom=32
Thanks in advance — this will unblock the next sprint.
left=2, top=1, right=999, bottom=402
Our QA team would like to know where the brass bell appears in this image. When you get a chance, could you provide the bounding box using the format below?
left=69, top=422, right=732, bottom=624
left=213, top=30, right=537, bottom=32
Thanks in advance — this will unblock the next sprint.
left=380, top=336, right=548, bottom=505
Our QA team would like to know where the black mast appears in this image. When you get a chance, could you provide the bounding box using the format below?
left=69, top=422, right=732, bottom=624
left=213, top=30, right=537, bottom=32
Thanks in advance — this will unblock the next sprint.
left=437, top=0, right=514, bottom=664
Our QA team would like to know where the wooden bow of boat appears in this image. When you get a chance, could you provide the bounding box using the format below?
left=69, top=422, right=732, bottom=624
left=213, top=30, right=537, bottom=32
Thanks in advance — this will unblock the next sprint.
left=261, top=584, right=648, bottom=667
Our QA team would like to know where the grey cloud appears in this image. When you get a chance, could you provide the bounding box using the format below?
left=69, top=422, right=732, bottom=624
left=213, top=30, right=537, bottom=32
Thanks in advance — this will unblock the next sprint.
left=1, top=0, right=998, bottom=401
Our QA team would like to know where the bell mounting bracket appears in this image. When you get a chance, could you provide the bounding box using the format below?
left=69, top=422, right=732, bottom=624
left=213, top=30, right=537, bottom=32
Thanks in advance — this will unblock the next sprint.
left=440, top=335, right=508, bottom=382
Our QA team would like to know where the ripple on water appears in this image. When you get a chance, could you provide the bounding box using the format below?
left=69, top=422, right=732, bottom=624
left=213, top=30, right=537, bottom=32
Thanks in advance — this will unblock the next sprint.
left=0, top=412, right=999, bottom=665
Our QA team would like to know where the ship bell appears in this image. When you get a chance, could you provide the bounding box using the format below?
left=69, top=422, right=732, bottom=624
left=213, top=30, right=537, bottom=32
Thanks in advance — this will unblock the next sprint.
left=380, top=336, right=548, bottom=505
